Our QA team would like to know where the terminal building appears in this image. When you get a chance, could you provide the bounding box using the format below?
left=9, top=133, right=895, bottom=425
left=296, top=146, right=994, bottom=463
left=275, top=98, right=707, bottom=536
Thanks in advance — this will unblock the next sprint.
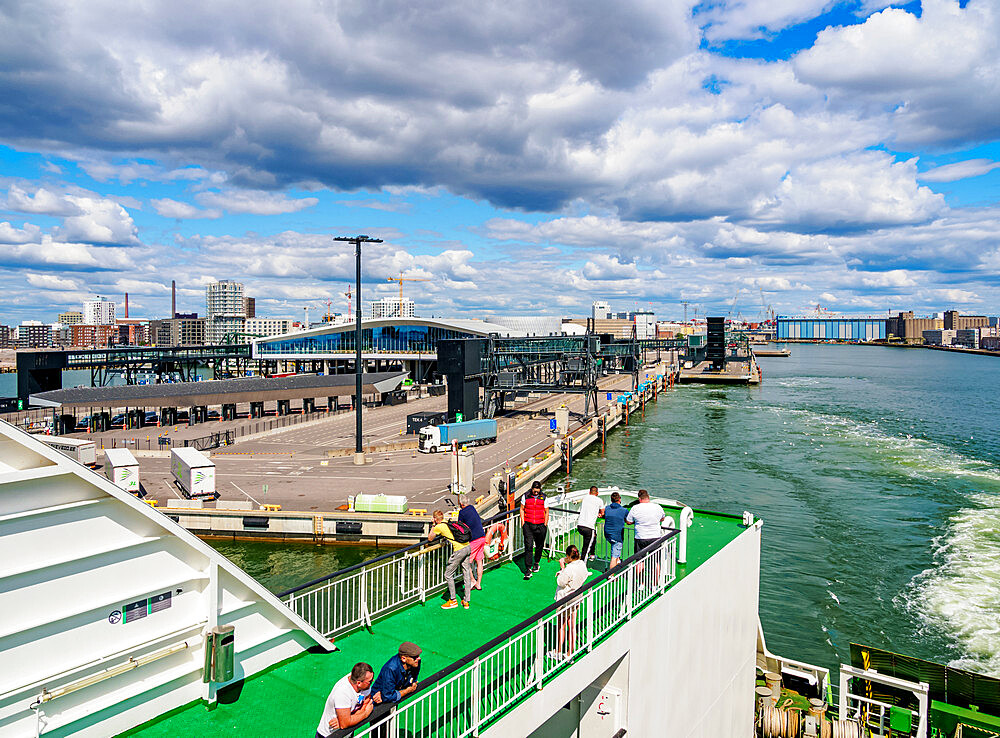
left=775, top=317, right=887, bottom=342
left=252, top=317, right=516, bottom=382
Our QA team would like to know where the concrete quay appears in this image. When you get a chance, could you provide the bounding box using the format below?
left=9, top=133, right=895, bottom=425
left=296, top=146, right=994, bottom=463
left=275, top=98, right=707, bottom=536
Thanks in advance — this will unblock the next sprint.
left=132, top=361, right=678, bottom=544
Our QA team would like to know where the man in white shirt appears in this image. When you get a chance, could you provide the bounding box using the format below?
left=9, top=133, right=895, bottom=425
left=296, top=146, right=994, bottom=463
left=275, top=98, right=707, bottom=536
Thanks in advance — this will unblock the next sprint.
left=316, top=662, right=376, bottom=737
left=625, top=489, right=666, bottom=554
left=575, top=486, right=604, bottom=560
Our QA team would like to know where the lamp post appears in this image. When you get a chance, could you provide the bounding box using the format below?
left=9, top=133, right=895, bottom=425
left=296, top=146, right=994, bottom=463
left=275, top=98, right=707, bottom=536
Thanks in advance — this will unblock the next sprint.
left=334, top=234, right=383, bottom=465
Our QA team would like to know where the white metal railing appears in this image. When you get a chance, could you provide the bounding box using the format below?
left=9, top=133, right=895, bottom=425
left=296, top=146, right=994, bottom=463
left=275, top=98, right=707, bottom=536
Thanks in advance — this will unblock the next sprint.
left=281, top=512, right=525, bottom=640
left=351, top=533, right=677, bottom=738
left=838, top=664, right=929, bottom=738
left=545, top=505, right=644, bottom=563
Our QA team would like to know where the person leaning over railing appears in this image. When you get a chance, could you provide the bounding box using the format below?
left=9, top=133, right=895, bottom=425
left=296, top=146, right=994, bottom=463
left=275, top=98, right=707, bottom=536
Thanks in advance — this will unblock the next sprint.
left=626, top=489, right=665, bottom=554
left=368, top=642, right=421, bottom=738
left=428, top=509, right=473, bottom=610
left=315, top=662, right=375, bottom=738
left=602, top=491, right=628, bottom=568
left=457, top=497, right=487, bottom=591
left=575, top=486, right=604, bottom=561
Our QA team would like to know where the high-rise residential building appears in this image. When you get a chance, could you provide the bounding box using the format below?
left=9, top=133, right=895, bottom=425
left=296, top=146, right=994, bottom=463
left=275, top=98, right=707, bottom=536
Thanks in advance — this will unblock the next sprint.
left=592, top=301, right=612, bottom=320
left=84, top=298, right=117, bottom=325
left=371, top=296, right=415, bottom=319
left=0, top=325, right=10, bottom=349
left=206, top=280, right=246, bottom=344
left=244, top=296, right=256, bottom=318
left=58, top=311, right=84, bottom=326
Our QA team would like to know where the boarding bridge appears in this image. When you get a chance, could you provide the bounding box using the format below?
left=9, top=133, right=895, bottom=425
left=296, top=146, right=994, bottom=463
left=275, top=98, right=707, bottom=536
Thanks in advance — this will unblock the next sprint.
left=280, top=493, right=762, bottom=738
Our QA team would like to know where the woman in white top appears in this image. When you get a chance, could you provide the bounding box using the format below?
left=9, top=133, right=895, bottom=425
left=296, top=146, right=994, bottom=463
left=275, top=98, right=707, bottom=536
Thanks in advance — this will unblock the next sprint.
left=552, top=545, right=588, bottom=660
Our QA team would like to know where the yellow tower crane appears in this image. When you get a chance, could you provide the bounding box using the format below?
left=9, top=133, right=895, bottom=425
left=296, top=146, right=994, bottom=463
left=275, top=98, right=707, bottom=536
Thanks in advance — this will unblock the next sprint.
left=386, top=274, right=430, bottom=305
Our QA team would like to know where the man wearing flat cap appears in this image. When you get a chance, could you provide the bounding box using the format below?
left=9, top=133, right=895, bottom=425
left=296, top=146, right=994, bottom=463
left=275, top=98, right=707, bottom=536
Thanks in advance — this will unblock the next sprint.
left=371, top=642, right=422, bottom=705
left=367, top=642, right=422, bottom=736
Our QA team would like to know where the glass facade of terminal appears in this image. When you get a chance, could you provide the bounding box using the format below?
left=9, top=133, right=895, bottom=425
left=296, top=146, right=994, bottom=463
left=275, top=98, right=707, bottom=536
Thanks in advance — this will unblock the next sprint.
left=776, top=318, right=887, bottom=341
left=256, top=324, right=479, bottom=355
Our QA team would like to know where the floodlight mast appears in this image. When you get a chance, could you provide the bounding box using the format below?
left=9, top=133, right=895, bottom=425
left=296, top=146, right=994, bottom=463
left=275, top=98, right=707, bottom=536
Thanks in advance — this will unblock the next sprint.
left=333, top=235, right=384, bottom=465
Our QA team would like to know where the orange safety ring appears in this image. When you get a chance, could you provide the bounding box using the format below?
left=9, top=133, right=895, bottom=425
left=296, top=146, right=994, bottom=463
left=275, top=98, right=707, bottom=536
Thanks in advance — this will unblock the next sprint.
left=484, top=522, right=509, bottom=561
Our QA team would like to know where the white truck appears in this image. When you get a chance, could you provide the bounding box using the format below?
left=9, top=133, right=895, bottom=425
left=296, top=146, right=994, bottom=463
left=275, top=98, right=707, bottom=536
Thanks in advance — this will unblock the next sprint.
left=41, top=436, right=97, bottom=466
left=104, top=448, right=140, bottom=495
left=418, top=419, right=498, bottom=453
left=170, top=447, right=216, bottom=499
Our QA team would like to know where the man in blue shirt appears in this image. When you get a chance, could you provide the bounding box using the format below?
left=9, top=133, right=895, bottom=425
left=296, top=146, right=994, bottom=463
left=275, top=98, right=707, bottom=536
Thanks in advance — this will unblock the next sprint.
left=458, top=497, right=487, bottom=590
left=369, top=641, right=421, bottom=735
left=372, top=641, right=421, bottom=703
left=602, top=492, right=629, bottom=568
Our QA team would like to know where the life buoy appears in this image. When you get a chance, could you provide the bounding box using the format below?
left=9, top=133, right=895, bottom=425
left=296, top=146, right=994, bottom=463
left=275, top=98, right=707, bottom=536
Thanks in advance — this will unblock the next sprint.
left=484, top=522, right=509, bottom=561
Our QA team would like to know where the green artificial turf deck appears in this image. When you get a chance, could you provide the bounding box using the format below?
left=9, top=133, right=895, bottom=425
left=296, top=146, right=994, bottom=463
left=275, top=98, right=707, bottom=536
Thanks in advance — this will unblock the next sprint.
left=121, top=511, right=745, bottom=737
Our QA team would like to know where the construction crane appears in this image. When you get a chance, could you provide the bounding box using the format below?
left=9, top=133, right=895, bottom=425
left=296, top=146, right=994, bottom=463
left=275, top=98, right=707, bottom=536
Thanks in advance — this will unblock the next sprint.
left=387, top=273, right=430, bottom=302
left=344, top=285, right=353, bottom=322
left=728, top=287, right=742, bottom=318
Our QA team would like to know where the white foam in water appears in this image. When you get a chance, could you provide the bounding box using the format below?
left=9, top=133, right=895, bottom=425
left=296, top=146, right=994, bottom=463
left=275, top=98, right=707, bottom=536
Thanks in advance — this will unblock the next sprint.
left=904, top=494, right=1000, bottom=676
left=760, top=405, right=1000, bottom=487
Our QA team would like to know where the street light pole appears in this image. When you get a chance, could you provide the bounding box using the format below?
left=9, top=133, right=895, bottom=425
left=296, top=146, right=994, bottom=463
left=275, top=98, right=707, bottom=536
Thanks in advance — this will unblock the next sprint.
left=334, top=235, right=383, bottom=465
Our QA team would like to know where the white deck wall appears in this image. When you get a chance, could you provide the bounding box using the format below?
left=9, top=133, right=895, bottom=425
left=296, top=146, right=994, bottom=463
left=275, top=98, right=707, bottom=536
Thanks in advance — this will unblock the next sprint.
left=0, top=423, right=329, bottom=738
left=490, top=521, right=762, bottom=737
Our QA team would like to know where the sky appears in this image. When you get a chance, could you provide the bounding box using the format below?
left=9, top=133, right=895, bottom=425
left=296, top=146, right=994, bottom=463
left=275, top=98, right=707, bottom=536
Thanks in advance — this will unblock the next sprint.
left=0, top=0, right=998, bottom=325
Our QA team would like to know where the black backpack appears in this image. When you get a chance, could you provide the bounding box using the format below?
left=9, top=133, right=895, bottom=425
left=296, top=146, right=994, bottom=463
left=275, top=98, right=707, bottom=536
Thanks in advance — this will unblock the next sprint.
left=446, top=520, right=472, bottom=544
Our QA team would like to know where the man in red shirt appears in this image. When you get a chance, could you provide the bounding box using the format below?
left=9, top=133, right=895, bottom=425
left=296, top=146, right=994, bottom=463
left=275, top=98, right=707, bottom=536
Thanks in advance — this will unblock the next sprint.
left=519, top=480, right=549, bottom=580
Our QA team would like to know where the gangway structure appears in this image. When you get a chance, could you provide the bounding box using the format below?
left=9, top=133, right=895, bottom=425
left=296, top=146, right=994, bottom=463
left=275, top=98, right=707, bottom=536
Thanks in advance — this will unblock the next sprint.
left=123, top=488, right=762, bottom=737
left=439, top=332, right=686, bottom=421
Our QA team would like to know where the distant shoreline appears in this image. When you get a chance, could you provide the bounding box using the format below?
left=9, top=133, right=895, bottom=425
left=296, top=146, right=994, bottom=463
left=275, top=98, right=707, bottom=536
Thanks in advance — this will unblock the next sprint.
left=770, top=340, right=1000, bottom=358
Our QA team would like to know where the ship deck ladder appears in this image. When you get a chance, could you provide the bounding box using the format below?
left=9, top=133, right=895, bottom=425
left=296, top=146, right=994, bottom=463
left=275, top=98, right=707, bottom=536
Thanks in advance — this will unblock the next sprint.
left=312, top=515, right=324, bottom=537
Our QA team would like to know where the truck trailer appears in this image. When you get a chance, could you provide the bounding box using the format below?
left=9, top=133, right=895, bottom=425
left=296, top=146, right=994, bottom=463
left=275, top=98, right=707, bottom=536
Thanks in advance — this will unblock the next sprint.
left=104, top=447, right=140, bottom=495
left=40, top=436, right=97, bottom=466
left=418, top=419, right=498, bottom=453
left=170, top=447, right=216, bottom=498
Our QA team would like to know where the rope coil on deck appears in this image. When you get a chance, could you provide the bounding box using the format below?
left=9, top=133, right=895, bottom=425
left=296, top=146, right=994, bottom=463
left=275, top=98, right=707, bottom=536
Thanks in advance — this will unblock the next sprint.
left=757, top=699, right=860, bottom=738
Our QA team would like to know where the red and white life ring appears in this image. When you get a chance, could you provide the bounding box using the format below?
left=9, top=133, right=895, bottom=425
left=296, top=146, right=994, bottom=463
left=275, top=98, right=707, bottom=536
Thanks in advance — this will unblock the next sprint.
left=484, top=522, right=509, bottom=561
